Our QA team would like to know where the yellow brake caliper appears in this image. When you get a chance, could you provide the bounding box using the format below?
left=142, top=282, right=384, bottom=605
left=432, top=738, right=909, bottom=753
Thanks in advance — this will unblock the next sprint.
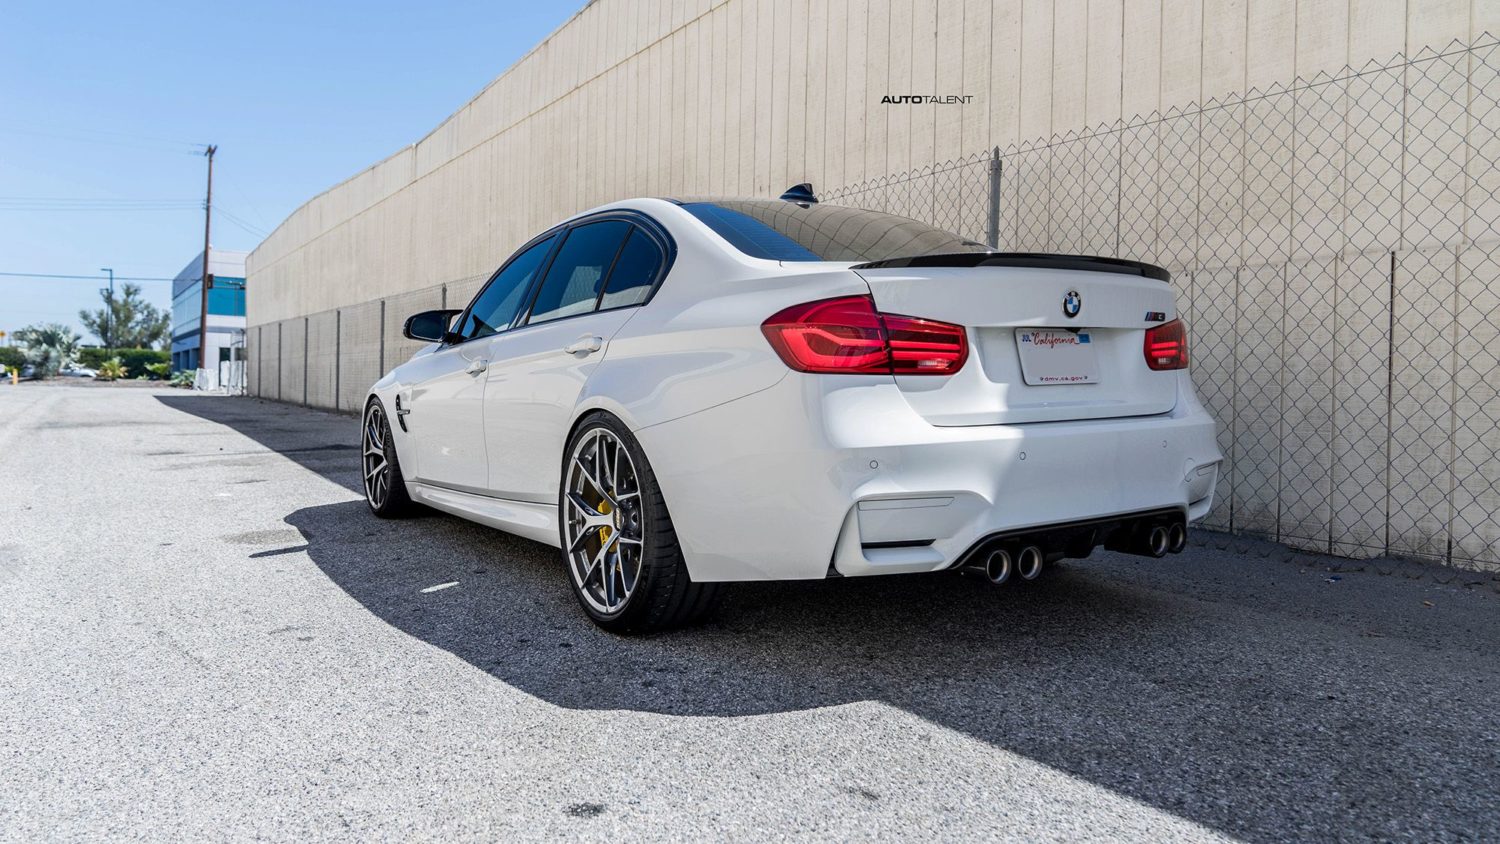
left=597, top=498, right=613, bottom=545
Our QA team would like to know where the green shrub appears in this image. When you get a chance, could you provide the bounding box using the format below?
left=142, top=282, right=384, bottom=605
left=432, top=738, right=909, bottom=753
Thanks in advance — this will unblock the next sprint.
left=145, top=361, right=171, bottom=380
left=77, top=348, right=110, bottom=368
left=169, top=369, right=196, bottom=388
left=79, top=347, right=169, bottom=373
left=0, top=346, right=23, bottom=372
left=95, top=357, right=128, bottom=381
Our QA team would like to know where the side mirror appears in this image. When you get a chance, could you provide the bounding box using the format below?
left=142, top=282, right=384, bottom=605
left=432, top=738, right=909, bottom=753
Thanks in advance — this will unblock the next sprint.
left=403, top=309, right=462, bottom=343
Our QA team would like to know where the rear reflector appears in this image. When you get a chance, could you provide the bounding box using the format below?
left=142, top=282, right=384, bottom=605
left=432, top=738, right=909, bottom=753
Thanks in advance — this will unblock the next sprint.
left=761, top=295, right=968, bottom=375
left=1144, top=319, right=1189, bottom=370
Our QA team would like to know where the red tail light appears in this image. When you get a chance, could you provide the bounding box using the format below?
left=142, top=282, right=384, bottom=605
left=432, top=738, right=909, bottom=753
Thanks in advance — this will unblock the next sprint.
left=1144, top=319, right=1189, bottom=370
left=761, top=295, right=968, bottom=375
left=760, top=297, right=890, bottom=374
left=882, top=313, right=968, bottom=374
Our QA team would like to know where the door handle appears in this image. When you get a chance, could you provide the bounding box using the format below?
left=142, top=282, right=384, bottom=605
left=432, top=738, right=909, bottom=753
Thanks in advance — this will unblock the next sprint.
left=465, top=359, right=488, bottom=376
left=563, top=335, right=604, bottom=355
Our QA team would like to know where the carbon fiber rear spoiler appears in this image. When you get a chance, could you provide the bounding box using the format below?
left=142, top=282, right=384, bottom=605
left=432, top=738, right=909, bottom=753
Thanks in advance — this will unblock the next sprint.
left=850, top=252, right=1171, bottom=283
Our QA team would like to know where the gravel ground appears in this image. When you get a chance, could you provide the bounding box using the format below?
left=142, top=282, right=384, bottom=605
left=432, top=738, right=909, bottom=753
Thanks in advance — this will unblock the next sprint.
left=2, top=384, right=1497, bottom=842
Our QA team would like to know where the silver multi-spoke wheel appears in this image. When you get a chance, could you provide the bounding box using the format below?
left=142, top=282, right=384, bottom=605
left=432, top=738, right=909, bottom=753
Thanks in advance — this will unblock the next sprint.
left=564, top=427, right=644, bottom=615
left=560, top=414, right=721, bottom=632
left=363, top=404, right=391, bottom=509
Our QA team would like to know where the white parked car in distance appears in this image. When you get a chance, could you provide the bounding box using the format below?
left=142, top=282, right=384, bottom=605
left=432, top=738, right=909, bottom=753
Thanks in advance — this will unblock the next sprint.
left=364, top=193, right=1222, bottom=632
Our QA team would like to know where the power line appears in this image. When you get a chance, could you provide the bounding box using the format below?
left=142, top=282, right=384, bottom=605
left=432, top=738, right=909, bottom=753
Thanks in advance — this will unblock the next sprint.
left=216, top=214, right=267, bottom=239
left=0, top=205, right=201, bottom=211
left=0, top=197, right=273, bottom=239
left=219, top=173, right=273, bottom=230
left=0, top=123, right=207, bottom=155
left=1, top=307, right=104, bottom=317
left=0, top=195, right=202, bottom=212
left=0, top=199, right=274, bottom=229
left=212, top=205, right=269, bottom=239
left=0, top=271, right=178, bottom=282
left=0, top=196, right=200, bottom=202
left=0, top=122, right=204, bottom=148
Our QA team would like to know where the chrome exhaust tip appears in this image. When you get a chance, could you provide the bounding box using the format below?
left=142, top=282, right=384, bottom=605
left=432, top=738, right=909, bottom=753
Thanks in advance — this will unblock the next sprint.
left=984, top=548, right=1013, bottom=585
left=1166, top=523, right=1187, bottom=554
left=1017, top=545, right=1045, bottom=580
left=1146, top=525, right=1170, bottom=557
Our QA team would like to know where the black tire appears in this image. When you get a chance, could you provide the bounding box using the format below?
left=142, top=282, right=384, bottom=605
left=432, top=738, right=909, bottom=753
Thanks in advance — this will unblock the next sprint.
left=362, top=398, right=417, bottom=518
left=559, top=412, right=720, bottom=634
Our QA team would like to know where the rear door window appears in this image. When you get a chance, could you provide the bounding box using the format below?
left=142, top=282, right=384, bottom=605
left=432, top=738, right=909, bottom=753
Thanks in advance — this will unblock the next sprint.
left=525, top=220, right=631, bottom=325
left=598, top=227, right=665, bottom=310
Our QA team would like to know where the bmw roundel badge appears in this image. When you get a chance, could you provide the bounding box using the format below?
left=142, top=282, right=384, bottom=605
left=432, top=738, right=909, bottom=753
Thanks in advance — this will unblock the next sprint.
left=1063, top=290, right=1082, bottom=319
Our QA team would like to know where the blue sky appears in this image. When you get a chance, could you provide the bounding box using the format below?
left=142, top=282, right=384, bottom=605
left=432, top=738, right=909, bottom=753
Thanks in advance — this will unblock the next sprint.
left=0, top=0, right=580, bottom=343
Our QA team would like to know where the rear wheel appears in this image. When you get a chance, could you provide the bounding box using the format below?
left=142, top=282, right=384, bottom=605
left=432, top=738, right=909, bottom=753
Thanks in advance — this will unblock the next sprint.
left=363, top=399, right=416, bottom=518
left=560, top=413, right=719, bottom=633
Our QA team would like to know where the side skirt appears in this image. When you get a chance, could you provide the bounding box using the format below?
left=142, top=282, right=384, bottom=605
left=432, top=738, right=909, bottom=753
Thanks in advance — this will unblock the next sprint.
left=407, top=482, right=561, bottom=548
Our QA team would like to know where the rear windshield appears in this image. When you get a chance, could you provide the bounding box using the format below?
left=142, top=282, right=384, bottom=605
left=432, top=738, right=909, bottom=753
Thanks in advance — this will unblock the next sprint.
left=678, top=199, right=990, bottom=263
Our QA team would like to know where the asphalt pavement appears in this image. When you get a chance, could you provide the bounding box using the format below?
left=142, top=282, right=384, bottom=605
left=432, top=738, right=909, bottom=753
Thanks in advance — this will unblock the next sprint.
left=2, top=383, right=1498, bottom=841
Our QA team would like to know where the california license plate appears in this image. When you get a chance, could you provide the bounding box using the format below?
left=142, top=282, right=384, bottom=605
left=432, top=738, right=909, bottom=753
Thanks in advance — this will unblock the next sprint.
left=1015, top=329, right=1099, bottom=385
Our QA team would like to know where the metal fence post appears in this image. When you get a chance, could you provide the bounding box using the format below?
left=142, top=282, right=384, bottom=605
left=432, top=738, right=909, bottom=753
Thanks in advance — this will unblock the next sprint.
left=302, top=316, right=309, bottom=406
left=277, top=322, right=283, bottom=401
left=986, top=146, right=1002, bottom=249
left=378, top=299, right=386, bottom=375
left=334, top=309, right=341, bottom=412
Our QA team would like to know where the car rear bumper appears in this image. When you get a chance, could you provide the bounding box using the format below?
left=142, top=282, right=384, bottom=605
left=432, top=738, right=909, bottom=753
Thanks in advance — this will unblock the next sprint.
left=635, top=371, right=1222, bottom=582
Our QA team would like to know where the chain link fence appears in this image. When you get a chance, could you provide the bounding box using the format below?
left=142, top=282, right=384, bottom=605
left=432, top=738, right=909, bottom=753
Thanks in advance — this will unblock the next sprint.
left=824, top=35, right=1500, bottom=570
left=248, top=35, right=1499, bottom=571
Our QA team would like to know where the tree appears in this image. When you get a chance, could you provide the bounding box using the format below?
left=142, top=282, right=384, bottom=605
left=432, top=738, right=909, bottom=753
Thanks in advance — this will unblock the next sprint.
left=79, top=283, right=170, bottom=349
left=0, top=345, right=23, bottom=373
left=15, top=323, right=81, bottom=378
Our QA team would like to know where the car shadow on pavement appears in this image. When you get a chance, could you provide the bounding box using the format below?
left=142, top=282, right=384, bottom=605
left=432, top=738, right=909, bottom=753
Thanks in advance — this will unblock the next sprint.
left=158, top=394, right=1500, bottom=840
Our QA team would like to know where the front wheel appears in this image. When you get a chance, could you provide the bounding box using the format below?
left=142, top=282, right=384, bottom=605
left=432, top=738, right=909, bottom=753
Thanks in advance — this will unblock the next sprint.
left=560, top=413, right=719, bottom=633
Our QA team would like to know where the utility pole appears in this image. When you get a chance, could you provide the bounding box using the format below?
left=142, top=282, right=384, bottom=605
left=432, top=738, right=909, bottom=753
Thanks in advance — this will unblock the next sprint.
left=197, top=144, right=217, bottom=370
left=99, top=267, right=114, bottom=348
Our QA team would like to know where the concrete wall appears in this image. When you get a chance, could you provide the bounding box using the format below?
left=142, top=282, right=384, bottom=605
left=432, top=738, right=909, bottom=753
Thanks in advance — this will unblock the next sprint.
left=245, top=0, right=1500, bottom=570
left=247, top=0, right=1500, bottom=324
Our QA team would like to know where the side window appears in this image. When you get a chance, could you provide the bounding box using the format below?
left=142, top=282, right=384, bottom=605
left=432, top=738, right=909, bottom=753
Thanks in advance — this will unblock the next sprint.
left=525, top=221, right=631, bottom=325
left=457, top=235, right=556, bottom=340
left=599, top=227, right=665, bottom=310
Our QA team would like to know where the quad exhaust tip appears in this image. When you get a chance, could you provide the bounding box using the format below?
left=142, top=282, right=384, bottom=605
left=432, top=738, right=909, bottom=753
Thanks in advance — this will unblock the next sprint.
left=1167, top=523, right=1188, bottom=554
left=1016, top=545, right=1045, bottom=580
left=1146, top=525, right=1170, bottom=557
left=984, top=548, right=1013, bottom=585
left=967, top=514, right=1188, bottom=575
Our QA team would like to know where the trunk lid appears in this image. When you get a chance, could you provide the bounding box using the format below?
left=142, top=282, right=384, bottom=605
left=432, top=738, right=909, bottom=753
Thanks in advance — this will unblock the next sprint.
left=854, top=261, right=1181, bottom=426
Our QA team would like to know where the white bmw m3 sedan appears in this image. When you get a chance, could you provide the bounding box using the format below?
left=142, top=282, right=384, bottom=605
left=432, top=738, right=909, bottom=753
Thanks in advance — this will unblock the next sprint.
left=362, top=194, right=1222, bottom=632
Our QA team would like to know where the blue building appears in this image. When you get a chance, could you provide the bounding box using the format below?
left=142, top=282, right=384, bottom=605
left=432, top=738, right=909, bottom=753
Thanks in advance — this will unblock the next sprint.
left=170, top=249, right=248, bottom=372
